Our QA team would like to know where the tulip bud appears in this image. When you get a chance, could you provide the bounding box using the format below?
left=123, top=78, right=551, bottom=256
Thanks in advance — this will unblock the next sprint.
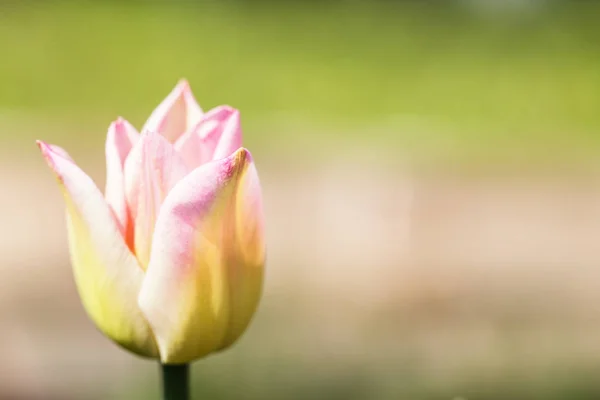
left=37, top=81, right=265, bottom=364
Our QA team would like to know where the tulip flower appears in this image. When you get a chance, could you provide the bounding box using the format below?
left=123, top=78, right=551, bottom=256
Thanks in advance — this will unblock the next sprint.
left=36, top=80, right=266, bottom=373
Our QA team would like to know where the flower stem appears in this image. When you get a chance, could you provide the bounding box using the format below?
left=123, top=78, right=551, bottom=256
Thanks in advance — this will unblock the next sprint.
left=161, top=363, right=190, bottom=400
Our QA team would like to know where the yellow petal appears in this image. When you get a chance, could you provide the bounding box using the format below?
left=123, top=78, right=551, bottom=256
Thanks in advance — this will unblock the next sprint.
left=138, top=148, right=265, bottom=364
left=37, top=141, right=158, bottom=358
left=219, top=149, right=265, bottom=350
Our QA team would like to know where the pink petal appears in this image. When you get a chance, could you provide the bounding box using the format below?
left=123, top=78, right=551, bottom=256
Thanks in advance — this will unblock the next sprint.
left=36, top=141, right=158, bottom=357
left=104, top=118, right=139, bottom=241
left=175, top=105, right=242, bottom=169
left=47, top=144, right=74, bottom=161
left=142, top=80, right=204, bottom=143
left=124, top=132, right=188, bottom=269
left=138, top=148, right=265, bottom=363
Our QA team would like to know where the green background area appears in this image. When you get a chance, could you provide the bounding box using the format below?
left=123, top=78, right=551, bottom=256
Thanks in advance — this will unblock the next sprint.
left=1, top=1, right=600, bottom=163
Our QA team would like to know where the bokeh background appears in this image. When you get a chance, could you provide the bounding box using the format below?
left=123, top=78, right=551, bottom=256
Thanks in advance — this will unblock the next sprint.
left=2, top=0, right=600, bottom=399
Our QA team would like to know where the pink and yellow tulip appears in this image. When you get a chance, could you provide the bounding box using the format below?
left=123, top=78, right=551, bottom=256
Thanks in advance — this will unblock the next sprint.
left=37, top=81, right=266, bottom=364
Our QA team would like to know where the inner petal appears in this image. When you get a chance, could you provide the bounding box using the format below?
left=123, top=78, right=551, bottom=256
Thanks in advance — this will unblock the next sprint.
left=175, top=106, right=242, bottom=170
left=142, top=80, right=204, bottom=143
left=104, top=118, right=140, bottom=246
left=124, top=132, right=188, bottom=269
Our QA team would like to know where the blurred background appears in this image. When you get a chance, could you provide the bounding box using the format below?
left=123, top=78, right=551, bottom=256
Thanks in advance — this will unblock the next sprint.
left=2, top=0, right=600, bottom=399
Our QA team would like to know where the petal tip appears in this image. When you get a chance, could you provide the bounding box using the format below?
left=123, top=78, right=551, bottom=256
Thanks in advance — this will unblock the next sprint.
left=108, top=118, right=140, bottom=141
left=224, top=106, right=240, bottom=123
left=177, top=78, right=190, bottom=92
left=110, top=117, right=133, bottom=132
left=206, top=105, right=240, bottom=119
left=109, top=119, right=123, bottom=133
left=233, top=147, right=251, bottom=163
left=224, top=147, right=253, bottom=177
left=36, top=141, right=74, bottom=181
left=36, top=140, right=54, bottom=165
left=36, top=140, right=55, bottom=160
left=218, top=104, right=238, bottom=114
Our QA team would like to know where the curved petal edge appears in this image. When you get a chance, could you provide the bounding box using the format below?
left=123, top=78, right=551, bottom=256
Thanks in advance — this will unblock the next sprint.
left=105, top=118, right=139, bottom=242
left=174, top=105, right=242, bottom=169
left=142, top=79, right=204, bottom=143
left=37, top=141, right=158, bottom=358
left=139, top=148, right=265, bottom=364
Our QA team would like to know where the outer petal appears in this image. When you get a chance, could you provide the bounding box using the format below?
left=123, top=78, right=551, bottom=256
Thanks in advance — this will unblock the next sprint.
left=142, top=80, right=203, bottom=143
left=37, top=141, right=158, bottom=358
left=138, top=148, right=265, bottom=364
left=48, top=144, right=74, bottom=161
left=124, top=132, right=188, bottom=269
left=174, top=106, right=242, bottom=169
left=104, top=118, right=139, bottom=241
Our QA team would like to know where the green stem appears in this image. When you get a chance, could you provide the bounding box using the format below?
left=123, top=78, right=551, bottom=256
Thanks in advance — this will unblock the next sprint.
left=161, top=363, right=190, bottom=400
